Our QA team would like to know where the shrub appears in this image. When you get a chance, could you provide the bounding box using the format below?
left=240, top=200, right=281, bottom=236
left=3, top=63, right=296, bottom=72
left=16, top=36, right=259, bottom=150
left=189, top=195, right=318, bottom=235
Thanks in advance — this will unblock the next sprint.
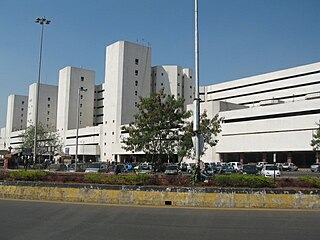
left=84, top=173, right=151, bottom=185
left=298, top=176, right=320, bottom=188
left=212, top=174, right=273, bottom=188
left=9, top=170, right=48, bottom=181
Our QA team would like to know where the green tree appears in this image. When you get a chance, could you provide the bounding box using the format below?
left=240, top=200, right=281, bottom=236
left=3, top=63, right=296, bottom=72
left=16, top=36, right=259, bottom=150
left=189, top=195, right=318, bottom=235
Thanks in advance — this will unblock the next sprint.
left=121, top=89, right=191, bottom=167
left=177, top=110, right=222, bottom=163
left=121, top=89, right=223, bottom=173
left=311, top=121, right=320, bottom=162
left=19, top=123, right=62, bottom=154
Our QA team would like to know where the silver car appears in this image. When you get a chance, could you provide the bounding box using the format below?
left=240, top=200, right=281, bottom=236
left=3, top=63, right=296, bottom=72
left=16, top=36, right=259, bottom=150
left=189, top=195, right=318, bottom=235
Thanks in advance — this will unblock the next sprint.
left=85, top=162, right=107, bottom=173
left=310, top=163, right=320, bottom=172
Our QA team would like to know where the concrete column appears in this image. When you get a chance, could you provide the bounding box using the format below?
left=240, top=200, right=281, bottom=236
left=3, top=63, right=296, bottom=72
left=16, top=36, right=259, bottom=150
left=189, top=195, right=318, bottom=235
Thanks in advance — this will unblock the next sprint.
left=262, top=153, right=267, bottom=163
left=239, top=153, right=244, bottom=164
left=219, top=153, right=224, bottom=163
left=287, top=152, right=292, bottom=163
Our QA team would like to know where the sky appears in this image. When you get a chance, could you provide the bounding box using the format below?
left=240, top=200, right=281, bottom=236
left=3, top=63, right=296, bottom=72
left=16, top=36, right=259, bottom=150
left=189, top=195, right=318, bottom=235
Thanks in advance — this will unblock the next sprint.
left=1, top=0, right=320, bottom=128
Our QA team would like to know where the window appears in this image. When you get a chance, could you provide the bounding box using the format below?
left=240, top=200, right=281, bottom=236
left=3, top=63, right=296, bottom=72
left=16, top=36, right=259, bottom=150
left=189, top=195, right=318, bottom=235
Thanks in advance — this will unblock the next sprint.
left=21, top=108, right=24, bottom=111
left=161, top=73, right=164, bottom=76
left=135, top=58, right=139, bottom=65
left=135, top=81, right=138, bottom=86
left=81, top=76, right=84, bottom=81
left=80, top=103, right=82, bottom=108
left=81, top=95, right=83, bottom=100
left=112, top=132, right=114, bottom=135
left=161, top=83, right=163, bottom=86
left=48, top=97, right=51, bottom=101
left=190, top=76, right=192, bottom=79
left=135, top=70, right=138, bottom=76
left=80, top=112, right=82, bottom=116
left=135, top=91, right=137, bottom=96
left=135, top=102, right=138, bottom=107
left=178, top=73, right=180, bottom=76
left=22, top=101, right=24, bottom=105
left=178, top=83, right=180, bottom=86
left=47, top=111, right=50, bottom=115
left=48, top=104, right=50, bottom=108
left=47, top=118, right=49, bottom=122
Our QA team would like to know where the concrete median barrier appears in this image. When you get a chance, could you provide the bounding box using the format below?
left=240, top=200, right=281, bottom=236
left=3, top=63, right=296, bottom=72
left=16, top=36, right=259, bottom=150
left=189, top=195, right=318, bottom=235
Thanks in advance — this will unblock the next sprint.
left=0, top=181, right=319, bottom=209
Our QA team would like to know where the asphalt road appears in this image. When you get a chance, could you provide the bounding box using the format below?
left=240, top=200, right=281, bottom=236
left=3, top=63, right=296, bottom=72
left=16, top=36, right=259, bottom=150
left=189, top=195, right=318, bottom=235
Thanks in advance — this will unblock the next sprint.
left=0, top=199, right=319, bottom=240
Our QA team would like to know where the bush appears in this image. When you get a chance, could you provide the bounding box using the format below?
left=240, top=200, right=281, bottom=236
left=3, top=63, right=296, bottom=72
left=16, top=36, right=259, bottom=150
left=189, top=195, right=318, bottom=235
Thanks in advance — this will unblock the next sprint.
left=212, top=174, right=273, bottom=188
left=9, top=170, right=48, bottom=181
left=298, top=176, right=320, bottom=188
left=84, top=173, right=151, bottom=185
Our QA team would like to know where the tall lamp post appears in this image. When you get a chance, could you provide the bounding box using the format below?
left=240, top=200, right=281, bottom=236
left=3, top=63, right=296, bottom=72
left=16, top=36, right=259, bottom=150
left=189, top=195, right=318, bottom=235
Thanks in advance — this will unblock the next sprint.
left=194, top=0, right=201, bottom=180
left=75, top=87, right=87, bottom=172
left=33, top=17, right=51, bottom=167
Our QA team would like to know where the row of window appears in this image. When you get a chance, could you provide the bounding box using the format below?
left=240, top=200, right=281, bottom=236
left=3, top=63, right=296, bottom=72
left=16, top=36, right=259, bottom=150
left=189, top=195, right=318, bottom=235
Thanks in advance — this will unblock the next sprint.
left=151, top=72, right=193, bottom=79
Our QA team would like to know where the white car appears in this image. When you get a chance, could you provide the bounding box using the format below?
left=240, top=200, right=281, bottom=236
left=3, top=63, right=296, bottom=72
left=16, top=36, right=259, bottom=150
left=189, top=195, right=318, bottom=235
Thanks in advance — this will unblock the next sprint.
left=261, top=164, right=281, bottom=178
left=227, top=162, right=242, bottom=172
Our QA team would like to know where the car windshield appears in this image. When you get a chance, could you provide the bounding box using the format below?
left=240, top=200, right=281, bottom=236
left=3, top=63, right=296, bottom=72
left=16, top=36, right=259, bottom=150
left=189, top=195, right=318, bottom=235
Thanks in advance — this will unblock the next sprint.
left=265, top=165, right=278, bottom=170
left=140, top=165, right=150, bottom=170
left=243, top=165, right=256, bottom=170
left=166, top=165, right=178, bottom=170
left=88, top=163, right=100, bottom=168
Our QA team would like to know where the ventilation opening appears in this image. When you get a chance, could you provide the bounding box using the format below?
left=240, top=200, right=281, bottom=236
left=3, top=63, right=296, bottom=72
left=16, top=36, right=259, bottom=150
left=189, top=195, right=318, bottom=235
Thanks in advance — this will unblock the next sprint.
left=164, top=201, right=172, bottom=205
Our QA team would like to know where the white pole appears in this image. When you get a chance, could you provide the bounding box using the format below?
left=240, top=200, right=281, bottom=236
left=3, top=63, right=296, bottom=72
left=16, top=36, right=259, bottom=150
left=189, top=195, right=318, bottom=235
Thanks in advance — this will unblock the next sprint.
left=194, top=0, right=201, bottom=180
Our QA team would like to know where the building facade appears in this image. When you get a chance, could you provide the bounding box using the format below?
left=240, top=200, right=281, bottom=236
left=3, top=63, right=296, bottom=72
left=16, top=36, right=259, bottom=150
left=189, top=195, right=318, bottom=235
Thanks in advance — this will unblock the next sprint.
left=1, top=40, right=319, bottom=167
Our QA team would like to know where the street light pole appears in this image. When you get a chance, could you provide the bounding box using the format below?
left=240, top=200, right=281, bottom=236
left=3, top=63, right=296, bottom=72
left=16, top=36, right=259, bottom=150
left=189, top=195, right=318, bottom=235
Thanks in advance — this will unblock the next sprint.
left=75, top=87, right=87, bottom=172
left=33, top=17, right=51, bottom=167
left=194, top=0, right=201, bottom=180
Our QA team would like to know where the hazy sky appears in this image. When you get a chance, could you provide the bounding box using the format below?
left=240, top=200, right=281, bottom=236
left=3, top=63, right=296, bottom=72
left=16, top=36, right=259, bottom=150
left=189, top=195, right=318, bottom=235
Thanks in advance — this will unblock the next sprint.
left=1, top=0, right=320, bottom=127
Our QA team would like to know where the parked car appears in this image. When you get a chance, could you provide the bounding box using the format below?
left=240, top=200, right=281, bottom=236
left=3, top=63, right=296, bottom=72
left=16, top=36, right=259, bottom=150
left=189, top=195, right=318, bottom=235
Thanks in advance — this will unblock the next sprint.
left=135, top=164, right=153, bottom=174
left=256, top=162, right=269, bottom=171
left=48, top=163, right=68, bottom=172
left=310, top=163, right=320, bottom=172
left=66, top=163, right=87, bottom=172
left=180, top=163, right=192, bottom=173
left=280, top=163, right=298, bottom=171
left=241, top=164, right=260, bottom=175
left=261, top=164, right=281, bottom=178
left=106, top=164, right=127, bottom=174
left=85, top=162, right=107, bottom=173
left=164, top=164, right=180, bottom=175
left=227, top=162, right=242, bottom=172
left=218, top=165, right=236, bottom=175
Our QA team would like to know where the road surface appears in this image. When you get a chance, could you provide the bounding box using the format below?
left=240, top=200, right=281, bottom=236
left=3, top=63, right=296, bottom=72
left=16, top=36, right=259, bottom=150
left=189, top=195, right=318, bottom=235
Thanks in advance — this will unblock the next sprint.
left=0, top=199, right=319, bottom=240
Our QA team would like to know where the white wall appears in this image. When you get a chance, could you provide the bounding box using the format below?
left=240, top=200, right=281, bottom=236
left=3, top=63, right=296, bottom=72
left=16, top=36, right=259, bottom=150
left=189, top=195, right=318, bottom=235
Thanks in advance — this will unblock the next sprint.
left=27, top=83, right=58, bottom=129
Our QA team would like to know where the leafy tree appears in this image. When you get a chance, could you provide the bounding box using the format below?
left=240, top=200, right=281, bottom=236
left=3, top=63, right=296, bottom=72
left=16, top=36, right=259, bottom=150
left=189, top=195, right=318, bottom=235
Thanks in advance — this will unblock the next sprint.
left=19, top=123, right=62, bottom=154
left=311, top=121, right=320, bottom=162
left=177, top=110, right=222, bottom=163
left=121, top=89, right=223, bottom=173
left=121, top=89, right=191, bottom=167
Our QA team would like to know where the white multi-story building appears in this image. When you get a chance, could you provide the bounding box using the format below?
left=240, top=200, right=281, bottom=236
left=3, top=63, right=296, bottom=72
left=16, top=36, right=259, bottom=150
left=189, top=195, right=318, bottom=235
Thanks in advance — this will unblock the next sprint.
left=151, top=66, right=194, bottom=108
left=1, top=40, right=319, bottom=167
left=27, top=83, right=58, bottom=130
left=199, top=62, right=320, bottom=166
left=6, top=95, right=28, bottom=132
left=56, top=67, right=95, bottom=138
left=102, top=41, right=152, bottom=162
